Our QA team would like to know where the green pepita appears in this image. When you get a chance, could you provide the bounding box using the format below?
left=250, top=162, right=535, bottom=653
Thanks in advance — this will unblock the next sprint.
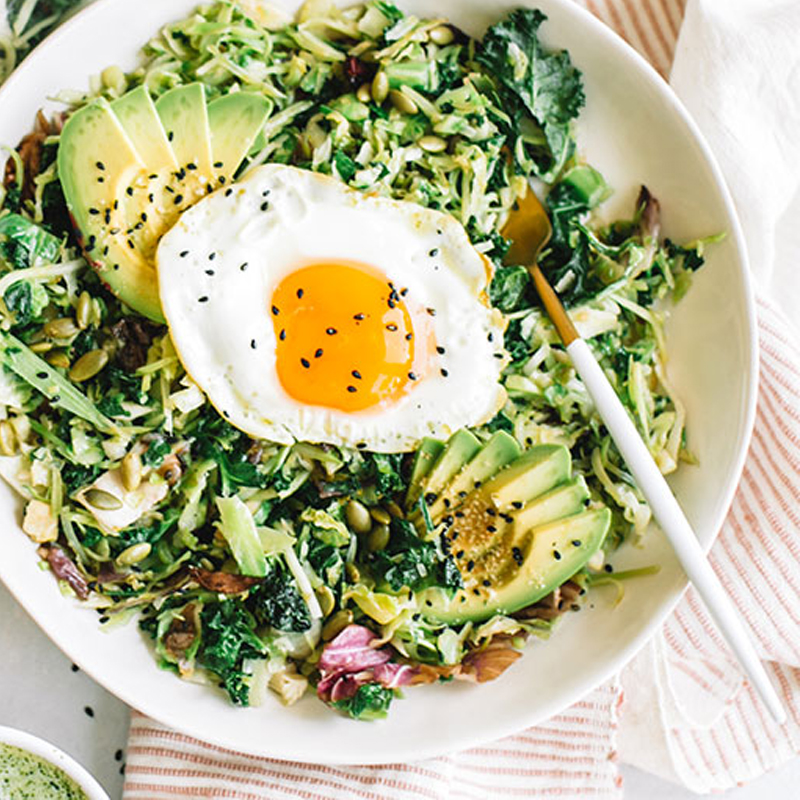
left=116, top=542, right=151, bottom=566
left=367, top=523, right=390, bottom=553
left=316, top=584, right=336, bottom=617
left=369, top=506, right=391, bottom=525
left=419, top=135, right=448, bottom=153
left=322, top=609, right=353, bottom=641
left=356, top=83, right=372, bottom=104
left=84, top=487, right=123, bottom=511
left=0, top=420, right=17, bottom=456
left=121, top=450, right=142, bottom=492
left=371, top=70, right=389, bottom=104
left=29, top=341, right=53, bottom=354
left=429, top=25, right=455, bottom=45
left=44, top=317, right=78, bottom=339
left=69, top=348, right=109, bottom=382
left=345, top=499, right=372, bottom=534
left=76, top=291, right=92, bottom=330
left=44, top=349, right=70, bottom=369
left=386, top=500, right=404, bottom=519
left=389, top=90, right=418, bottom=115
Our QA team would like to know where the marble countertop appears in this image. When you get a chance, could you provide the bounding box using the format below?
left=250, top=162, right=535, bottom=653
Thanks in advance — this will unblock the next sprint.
left=0, top=582, right=795, bottom=799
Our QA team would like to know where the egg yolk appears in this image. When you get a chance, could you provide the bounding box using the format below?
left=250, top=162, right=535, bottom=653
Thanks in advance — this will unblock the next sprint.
left=271, top=262, right=426, bottom=412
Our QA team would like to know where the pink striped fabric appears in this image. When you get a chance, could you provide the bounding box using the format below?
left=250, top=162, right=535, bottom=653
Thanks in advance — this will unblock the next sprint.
left=124, top=1, right=800, bottom=797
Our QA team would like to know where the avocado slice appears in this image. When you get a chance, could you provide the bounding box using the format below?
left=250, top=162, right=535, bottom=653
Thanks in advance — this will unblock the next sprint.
left=58, top=82, right=272, bottom=321
left=423, top=431, right=521, bottom=525
left=417, top=429, right=482, bottom=505
left=406, top=437, right=445, bottom=508
left=155, top=84, right=214, bottom=180
left=57, top=100, right=164, bottom=321
left=420, top=508, right=611, bottom=624
left=207, top=93, right=272, bottom=181
left=510, top=476, right=590, bottom=534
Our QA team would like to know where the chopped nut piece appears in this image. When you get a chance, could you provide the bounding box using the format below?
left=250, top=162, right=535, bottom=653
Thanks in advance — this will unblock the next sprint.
left=269, top=667, right=309, bottom=706
left=22, top=499, right=58, bottom=542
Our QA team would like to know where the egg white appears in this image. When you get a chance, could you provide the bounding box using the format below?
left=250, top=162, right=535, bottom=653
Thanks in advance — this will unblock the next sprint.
left=156, top=164, right=507, bottom=452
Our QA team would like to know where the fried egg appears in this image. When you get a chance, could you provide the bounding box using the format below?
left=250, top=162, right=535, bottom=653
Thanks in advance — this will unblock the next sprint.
left=156, top=164, right=507, bottom=452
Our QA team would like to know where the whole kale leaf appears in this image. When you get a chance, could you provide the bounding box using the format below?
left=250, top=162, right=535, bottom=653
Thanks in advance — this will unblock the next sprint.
left=477, top=9, right=585, bottom=173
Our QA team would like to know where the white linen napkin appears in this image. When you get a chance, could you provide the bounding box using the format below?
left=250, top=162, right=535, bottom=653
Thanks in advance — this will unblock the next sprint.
left=616, top=0, right=800, bottom=791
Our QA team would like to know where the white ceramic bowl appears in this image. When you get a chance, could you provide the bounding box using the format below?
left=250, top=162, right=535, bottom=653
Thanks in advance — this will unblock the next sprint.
left=0, top=725, right=109, bottom=799
left=0, top=0, right=756, bottom=764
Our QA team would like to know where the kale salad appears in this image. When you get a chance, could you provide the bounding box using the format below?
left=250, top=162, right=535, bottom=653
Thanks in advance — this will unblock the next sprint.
left=0, top=0, right=709, bottom=720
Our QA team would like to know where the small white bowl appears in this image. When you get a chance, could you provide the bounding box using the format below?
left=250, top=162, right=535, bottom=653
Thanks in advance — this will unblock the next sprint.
left=0, top=726, right=109, bottom=800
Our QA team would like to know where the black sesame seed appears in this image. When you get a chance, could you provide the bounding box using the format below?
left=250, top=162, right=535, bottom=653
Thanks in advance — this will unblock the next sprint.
left=443, top=498, right=451, bottom=508
left=326, top=327, right=337, bottom=335
left=165, top=185, right=175, bottom=193
left=96, top=161, right=105, bottom=170
left=208, top=252, right=216, bottom=261
left=87, top=235, right=96, bottom=249
left=115, top=750, right=123, bottom=762
left=572, top=539, right=582, bottom=547
left=512, top=501, right=523, bottom=509
left=456, top=550, right=465, bottom=559
left=219, top=176, right=227, bottom=184
left=494, top=353, right=504, bottom=359
left=429, top=248, right=439, bottom=257
left=455, top=510, right=464, bottom=518
left=297, top=288, right=304, bottom=299
left=141, top=212, right=148, bottom=222
left=240, top=262, right=248, bottom=271
left=604, top=564, right=614, bottom=573
left=205, top=269, right=215, bottom=276
left=260, top=201, right=269, bottom=211
left=386, top=323, right=398, bottom=332
left=68, top=662, right=78, bottom=672
left=223, top=410, right=230, bottom=418
left=571, top=603, right=581, bottom=612
left=250, top=340, right=257, bottom=349
left=424, top=492, right=438, bottom=505
left=472, top=588, right=480, bottom=596
left=149, top=173, right=158, bottom=180
left=440, top=368, right=449, bottom=377
left=301, top=358, right=310, bottom=368
left=174, top=194, right=184, bottom=205
left=89, top=207, right=99, bottom=216
left=198, top=296, right=208, bottom=303
left=488, top=332, right=494, bottom=342
left=84, top=706, right=94, bottom=718
left=112, top=264, right=119, bottom=271
left=148, top=193, right=154, bottom=203
left=314, top=348, right=323, bottom=358
left=99, top=615, right=109, bottom=624
left=387, top=298, right=396, bottom=309
left=487, top=525, right=497, bottom=533
left=352, top=370, right=362, bottom=379
left=126, top=187, right=133, bottom=196
left=347, top=385, right=357, bottom=393
left=225, top=188, right=233, bottom=197
left=187, top=162, right=197, bottom=171
left=356, top=442, right=367, bottom=449
left=175, top=168, right=185, bottom=180
left=353, top=313, right=365, bottom=320
left=279, top=329, right=286, bottom=341
left=127, top=239, right=135, bottom=249
left=554, top=550, right=562, bottom=560
left=36, top=371, right=47, bottom=379
left=262, top=190, right=271, bottom=197
left=405, top=333, right=413, bottom=341
left=180, top=250, right=189, bottom=258
left=486, top=508, right=497, bottom=516
left=134, top=222, right=143, bottom=230
left=512, top=547, right=523, bottom=566
left=104, top=209, right=111, bottom=224
left=408, top=372, right=417, bottom=380
left=482, top=579, right=491, bottom=587
left=97, top=177, right=104, bottom=183
left=214, top=161, right=224, bottom=168
left=426, top=307, right=436, bottom=316
left=272, top=305, right=280, bottom=315
left=436, top=346, right=445, bottom=355
left=167, top=131, right=174, bottom=141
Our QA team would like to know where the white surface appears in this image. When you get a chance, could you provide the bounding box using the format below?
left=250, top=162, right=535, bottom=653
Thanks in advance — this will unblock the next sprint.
left=2, top=579, right=798, bottom=800
left=0, top=0, right=757, bottom=766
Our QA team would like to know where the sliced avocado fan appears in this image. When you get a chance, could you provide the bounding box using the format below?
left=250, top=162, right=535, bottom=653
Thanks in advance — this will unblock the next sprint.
left=407, top=431, right=611, bottom=624
left=57, top=83, right=272, bottom=321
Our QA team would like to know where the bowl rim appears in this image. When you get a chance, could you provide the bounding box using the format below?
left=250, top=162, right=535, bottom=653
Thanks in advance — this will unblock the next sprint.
left=0, top=724, right=110, bottom=799
left=0, top=0, right=759, bottom=764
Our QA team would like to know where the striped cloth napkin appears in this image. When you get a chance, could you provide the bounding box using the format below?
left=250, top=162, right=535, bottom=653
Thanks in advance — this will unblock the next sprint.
left=122, top=0, right=800, bottom=796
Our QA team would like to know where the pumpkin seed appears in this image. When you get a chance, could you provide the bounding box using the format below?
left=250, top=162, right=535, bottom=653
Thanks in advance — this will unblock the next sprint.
left=76, top=291, right=92, bottom=330
left=316, top=585, right=336, bottom=617
left=29, top=341, right=53, bottom=354
left=367, top=523, right=390, bottom=553
left=386, top=500, right=404, bottom=518
left=93, top=537, right=110, bottom=559
left=389, top=89, right=418, bottom=115
left=121, top=450, right=142, bottom=492
left=369, top=506, right=391, bottom=525
left=0, top=420, right=18, bottom=456
left=429, top=25, right=454, bottom=45
left=69, top=348, right=109, bottom=382
left=371, top=70, right=389, bottom=104
left=116, top=542, right=152, bottom=566
left=345, top=499, right=372, bottom=534
left=345, top=563, right=360, bottom=583
left=322, top=609, right=353, bottom=641
left=356, top=83, right=372, bottom=104
left=45, top=349, right=70, bottom=369
left=419, top=135, right=447, bottom=153
left=44, top=317, right=78, bottom=339
left=84, top=487, right=123, bottom=510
